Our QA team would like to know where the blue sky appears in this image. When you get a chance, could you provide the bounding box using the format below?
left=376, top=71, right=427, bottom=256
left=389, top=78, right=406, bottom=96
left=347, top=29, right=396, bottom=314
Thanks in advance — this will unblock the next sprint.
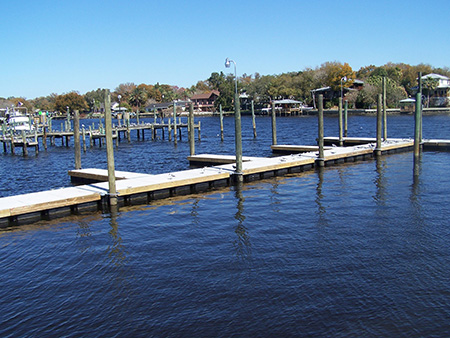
left=2, top=0, right=449, bottom=99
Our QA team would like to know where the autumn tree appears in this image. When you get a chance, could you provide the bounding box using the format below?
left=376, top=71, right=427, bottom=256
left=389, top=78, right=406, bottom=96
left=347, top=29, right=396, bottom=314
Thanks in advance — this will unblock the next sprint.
left=54, top=92, right=88, bottom=113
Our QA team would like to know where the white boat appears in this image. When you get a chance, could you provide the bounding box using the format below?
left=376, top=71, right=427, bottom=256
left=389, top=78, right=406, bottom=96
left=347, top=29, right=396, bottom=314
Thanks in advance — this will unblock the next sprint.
left=2, top=109, right=34, bottom=132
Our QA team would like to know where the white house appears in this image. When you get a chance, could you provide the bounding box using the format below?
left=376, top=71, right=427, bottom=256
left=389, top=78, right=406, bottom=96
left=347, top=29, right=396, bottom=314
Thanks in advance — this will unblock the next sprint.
left=421, top=73, right=450, bottom=107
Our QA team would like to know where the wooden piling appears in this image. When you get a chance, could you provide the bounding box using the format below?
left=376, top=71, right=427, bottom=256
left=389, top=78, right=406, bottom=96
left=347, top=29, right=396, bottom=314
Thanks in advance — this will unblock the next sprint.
left=82, top=127, right=86, bottom=152
left=126, top=119, right=131, bottom=143
left=234, top=92, right=243, bottom=179
left=173, top=103, right=178, bottom=145
left=22, top=131, right=28, bottom=156
left=414, top=92, right=422, bottom=157
left=338, top=97, right=343, bottom=146
left=219, top=104, right=224, bottom=142
left=251, top=100, right=257, bottom=138
left=104, top=90, right=117, bottom=206
left=375, top=94, right=382, bottom=156
left=383, top=76, right=387, bottom=140
left=43, top=127, right=47, bottom=150
left=344, top=100, right=348, bottom=138
left=74, top=110, right=81, bottom=170
left=316, top=94, right=325, bottom=167
left=189, top=102, right=195, bottom=156
left=271, top=101, right=277, bottom=145
left=10, top=132, right=15, bottom=153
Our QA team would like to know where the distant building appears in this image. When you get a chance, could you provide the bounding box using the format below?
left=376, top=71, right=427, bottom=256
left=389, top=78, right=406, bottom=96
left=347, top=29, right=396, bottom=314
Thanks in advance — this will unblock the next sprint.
left=421, top=73, right=450, bottom=107
left=190, top=90, right=220, bottom=112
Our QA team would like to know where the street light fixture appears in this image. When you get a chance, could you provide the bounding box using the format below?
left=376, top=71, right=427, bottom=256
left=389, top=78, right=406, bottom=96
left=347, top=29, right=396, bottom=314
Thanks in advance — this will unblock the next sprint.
left=225, top=57, right=242, bottom=181
left=225, top=57, right=238, bottom=95
left=340, top=76, right=347, bottom=101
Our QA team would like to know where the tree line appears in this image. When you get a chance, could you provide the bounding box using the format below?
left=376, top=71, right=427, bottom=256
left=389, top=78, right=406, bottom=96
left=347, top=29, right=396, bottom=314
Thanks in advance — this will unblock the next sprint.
left=2, top=62, right=449, bottom=114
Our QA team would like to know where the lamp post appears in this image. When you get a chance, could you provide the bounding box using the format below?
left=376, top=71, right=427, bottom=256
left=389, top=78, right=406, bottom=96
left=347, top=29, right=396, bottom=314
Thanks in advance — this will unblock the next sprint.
left=340, top=76, right=347, bottom=102
left=225, top=57, right=242, bottom=181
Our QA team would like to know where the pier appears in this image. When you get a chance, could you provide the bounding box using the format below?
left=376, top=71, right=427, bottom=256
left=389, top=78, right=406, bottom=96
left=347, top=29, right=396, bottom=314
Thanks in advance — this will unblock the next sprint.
left=2, top=136, right=448, bottom=227
left=0, top=118, right=200, bottom=154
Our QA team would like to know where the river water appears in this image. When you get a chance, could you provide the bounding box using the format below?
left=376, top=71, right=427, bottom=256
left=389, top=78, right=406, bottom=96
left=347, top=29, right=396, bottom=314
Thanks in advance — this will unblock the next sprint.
left=1, top=114, right=450, bottom=337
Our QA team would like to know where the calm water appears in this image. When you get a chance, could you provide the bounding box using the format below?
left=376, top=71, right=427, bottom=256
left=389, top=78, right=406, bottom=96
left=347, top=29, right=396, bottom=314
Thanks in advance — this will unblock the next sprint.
left=1, top=114, right=450, bottom=337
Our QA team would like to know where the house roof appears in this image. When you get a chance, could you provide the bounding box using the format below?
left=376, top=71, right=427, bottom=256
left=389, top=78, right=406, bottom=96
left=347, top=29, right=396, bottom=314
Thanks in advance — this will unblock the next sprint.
left=191, top=90, right=220, bottom=100
left=421, top=73, right=449, bottom=80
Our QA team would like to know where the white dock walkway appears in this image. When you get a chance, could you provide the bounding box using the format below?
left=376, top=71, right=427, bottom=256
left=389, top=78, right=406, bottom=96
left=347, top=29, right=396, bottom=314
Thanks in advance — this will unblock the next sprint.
left=0, top=138, right=419, bottom=225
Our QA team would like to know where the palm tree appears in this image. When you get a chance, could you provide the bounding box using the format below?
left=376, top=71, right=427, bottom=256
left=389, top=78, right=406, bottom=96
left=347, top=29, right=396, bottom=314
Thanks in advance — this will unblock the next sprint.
left=128, top=87, right=147, bottom=124
left=423, top=76, right=439, bottom=107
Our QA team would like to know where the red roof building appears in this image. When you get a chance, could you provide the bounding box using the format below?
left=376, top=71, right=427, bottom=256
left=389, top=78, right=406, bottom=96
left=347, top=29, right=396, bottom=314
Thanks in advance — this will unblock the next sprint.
left=190, top=90, right=220, bottom=112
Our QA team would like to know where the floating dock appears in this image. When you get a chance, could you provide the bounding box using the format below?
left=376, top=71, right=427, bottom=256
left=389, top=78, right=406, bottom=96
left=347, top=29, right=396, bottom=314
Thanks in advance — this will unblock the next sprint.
left=1, top=137, right=447, bottom=226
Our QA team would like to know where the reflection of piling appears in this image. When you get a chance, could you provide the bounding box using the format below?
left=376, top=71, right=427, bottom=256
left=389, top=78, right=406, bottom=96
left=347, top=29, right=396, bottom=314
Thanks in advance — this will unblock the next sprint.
left=375, top=94, right=382, bottom=156
left=414, top=92, right=422, bottom=157
left=189, top=102, right=195, bottom=156
left=338, top=97, right=343, bottom=146
left=74, top=110, right=81, bottom=169
left=251, top=100, right=257, bottom=138
left=105, top=90, right=117, bottom=206
left=271, top=101, right=277, bottom=145
left=316, top=94, right=325, bottom=167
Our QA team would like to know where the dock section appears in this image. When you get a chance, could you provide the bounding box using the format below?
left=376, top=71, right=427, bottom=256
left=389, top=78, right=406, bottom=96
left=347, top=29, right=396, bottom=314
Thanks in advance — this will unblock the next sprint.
left=0, top=137, right=433, bottom=227
left=68, top=168, right=153, bottom=184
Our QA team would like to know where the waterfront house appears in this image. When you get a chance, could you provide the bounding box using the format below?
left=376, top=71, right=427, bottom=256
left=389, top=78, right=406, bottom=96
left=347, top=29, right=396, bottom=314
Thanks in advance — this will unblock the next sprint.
left=191, top=90, right=220, bottom=112
left=421, top=73, right=450, bottom=107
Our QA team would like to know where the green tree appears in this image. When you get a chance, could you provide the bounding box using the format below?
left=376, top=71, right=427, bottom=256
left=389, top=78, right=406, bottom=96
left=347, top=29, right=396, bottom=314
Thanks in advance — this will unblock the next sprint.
left=128, top=87, right=147, bottom=113
left=84, top=88, right=108, bottom=112
left=207, top=72, right=235, bottom=110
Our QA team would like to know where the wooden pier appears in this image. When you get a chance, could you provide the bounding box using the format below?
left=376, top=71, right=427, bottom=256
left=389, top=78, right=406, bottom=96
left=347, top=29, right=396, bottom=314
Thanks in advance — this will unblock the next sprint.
left=0, top=119, right=200, bottom=154
left=1, top=137, right=432, bottom=227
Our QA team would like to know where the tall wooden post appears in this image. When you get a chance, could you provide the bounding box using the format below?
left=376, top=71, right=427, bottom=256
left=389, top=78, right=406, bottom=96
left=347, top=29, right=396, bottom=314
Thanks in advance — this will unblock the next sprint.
left=173, top=102, right=177, bottom=145
left=338, top=97, right=343, bottom=146
left=271, top=101, right=277, bottom=145
left=316, top=94, right=325, bottom=167
left=418, top=72, right=423, bottom=143
left=414, top=92, right=422, bottom=157
left=344, top=100, right=348, bottom=137
left=219, top=104, right=224, bottom=142
left=188, top=102, right=195, bottom=156
left=234, top=92, right=243, bottom=181
left=21, top=130, right=28, bottom=156
left=74, top=110, right=81, bottom=169
left=43, top=126, right=47, bottom=150
left=251, top=100, right=257, bottom=138
left=383, top=76, right=387, bottom=140
left=82, top=127, right=86, bottom=152
left=104, top=90, right=117, bottom=206
left=375, top=94, right=382, bottom=156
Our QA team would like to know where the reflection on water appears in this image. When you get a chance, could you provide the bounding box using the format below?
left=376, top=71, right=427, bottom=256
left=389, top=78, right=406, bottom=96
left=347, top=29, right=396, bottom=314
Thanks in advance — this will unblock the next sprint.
left=0, top=115, right=450, bottom=337
left=374, top=157, right=388, bottom=206
left=233, top=181, right=251, bottom=262
left=315, top=167, right=327, bottom=226
left=107, top=205, right=126, bottom=267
